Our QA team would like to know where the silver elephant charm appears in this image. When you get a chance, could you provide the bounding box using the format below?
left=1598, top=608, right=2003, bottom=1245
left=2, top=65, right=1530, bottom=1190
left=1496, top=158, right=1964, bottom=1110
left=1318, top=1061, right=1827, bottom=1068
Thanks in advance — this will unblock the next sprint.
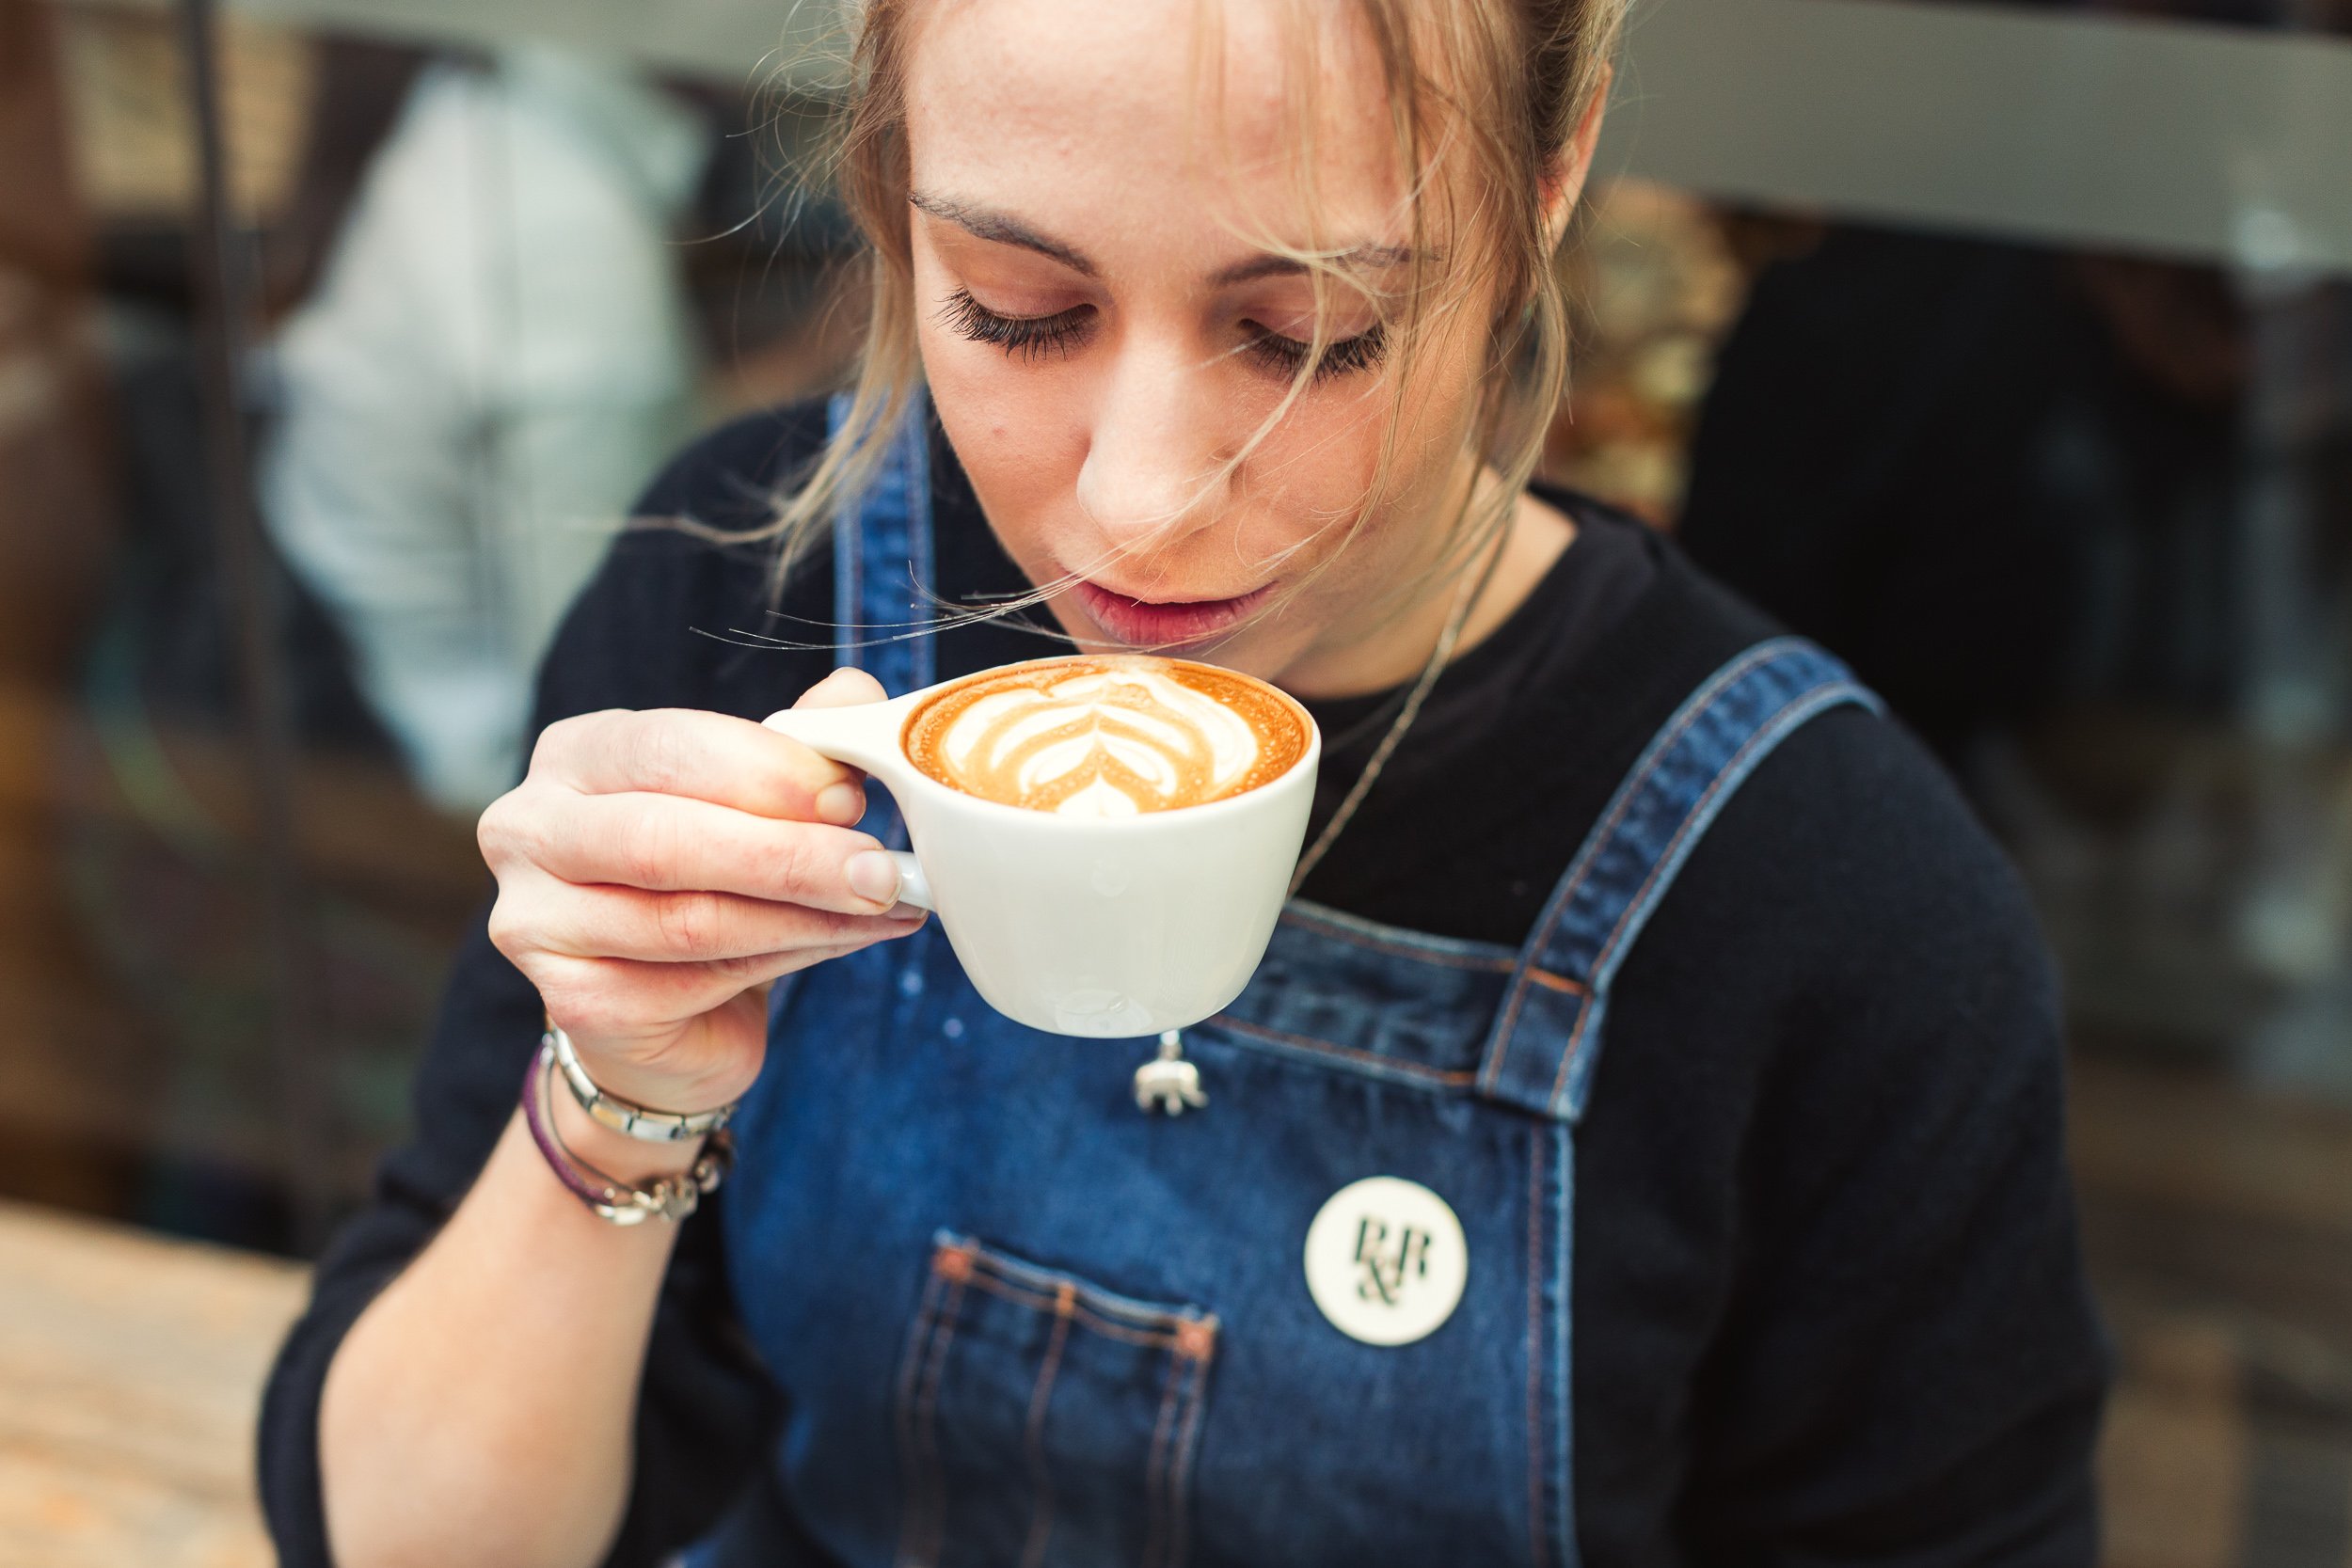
left=1134, top=1031, right=1207, bottom=1116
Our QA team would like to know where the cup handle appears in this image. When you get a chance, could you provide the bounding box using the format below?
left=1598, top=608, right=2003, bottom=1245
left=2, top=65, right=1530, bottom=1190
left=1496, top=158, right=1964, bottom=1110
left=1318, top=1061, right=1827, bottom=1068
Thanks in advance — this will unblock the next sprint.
left=762, top=700, right=910, bottom=777
left=763, top=701, right=935, bottom=912
left=889, top=851, right=934, bottom=912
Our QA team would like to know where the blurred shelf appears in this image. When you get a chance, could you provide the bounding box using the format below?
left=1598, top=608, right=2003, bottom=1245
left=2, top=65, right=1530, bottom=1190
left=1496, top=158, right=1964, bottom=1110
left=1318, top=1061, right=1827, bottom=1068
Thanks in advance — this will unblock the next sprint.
left=1602, top=0, right=2352, bottom=277
left=0, top=673, right=482, bottom=1208
left=2073, top=1054, right=2352, bottom=1245
left=52, top=0, right=853, bottom=93
left=50, top=0, right=2352, bottom=273
left=0, top=677, right=485, bottom=911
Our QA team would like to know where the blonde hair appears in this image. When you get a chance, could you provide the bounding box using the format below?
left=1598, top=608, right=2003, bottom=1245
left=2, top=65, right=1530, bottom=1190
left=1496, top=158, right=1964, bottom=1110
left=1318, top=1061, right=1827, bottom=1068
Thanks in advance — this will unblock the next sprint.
left=751, top=0, right=1625, bottom=636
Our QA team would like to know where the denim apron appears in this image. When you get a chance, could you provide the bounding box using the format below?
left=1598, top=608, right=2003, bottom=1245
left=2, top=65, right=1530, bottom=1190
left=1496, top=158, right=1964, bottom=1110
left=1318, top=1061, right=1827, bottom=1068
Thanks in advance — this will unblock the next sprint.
left=708, top=394, right=1880, bottom=1568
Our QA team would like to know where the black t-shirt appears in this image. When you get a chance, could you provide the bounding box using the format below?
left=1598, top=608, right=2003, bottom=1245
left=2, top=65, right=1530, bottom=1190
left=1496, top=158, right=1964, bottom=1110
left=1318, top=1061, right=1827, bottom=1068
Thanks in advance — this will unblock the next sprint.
left=1292, top=499, right=1655, bottom=941
left=261, top=404, right=2106, bottom=1567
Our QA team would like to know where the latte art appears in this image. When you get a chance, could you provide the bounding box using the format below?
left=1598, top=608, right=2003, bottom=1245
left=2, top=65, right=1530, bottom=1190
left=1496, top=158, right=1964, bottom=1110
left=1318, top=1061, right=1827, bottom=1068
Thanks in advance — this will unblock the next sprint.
left=904, top=656, right=1311, bottom=816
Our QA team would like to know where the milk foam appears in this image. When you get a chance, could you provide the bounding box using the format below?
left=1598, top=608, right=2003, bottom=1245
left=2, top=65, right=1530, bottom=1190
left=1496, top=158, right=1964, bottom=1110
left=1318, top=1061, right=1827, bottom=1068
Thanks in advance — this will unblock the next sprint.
left=934, top=665, right=1263, bottom=816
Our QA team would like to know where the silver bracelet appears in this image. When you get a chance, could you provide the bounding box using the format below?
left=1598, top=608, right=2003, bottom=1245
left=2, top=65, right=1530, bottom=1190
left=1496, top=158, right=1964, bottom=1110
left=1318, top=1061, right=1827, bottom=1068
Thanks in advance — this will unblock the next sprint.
left=522, top=1043, right=731, bottom=1226
left=547, top=1025, right=739, bottom=1144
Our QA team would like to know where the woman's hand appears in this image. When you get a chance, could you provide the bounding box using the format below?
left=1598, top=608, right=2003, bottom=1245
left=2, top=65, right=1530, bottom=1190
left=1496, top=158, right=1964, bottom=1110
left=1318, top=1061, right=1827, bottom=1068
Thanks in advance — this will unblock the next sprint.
left=326, top=669, right=914, bottom=1568
left=326, top=673, right=916, bottom=1568
left=478, top=667, right=924, bottom=1116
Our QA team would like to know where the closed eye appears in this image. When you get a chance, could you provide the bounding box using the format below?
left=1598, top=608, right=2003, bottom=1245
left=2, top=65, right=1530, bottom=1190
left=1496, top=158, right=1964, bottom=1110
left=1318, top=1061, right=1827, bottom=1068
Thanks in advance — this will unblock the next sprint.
left=1240, top=321, right=1389, bottom=384
left=940, top=288, right=1095, bottom=360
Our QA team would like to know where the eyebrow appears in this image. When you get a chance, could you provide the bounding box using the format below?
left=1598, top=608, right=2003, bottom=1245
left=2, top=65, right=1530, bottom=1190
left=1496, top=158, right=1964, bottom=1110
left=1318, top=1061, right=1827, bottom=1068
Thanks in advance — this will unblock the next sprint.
left=908, top=191, right=1422, bottom=288
left=910, top=193, right=1097, bottom=276
left=1208, top=246, right=1418, bottom=286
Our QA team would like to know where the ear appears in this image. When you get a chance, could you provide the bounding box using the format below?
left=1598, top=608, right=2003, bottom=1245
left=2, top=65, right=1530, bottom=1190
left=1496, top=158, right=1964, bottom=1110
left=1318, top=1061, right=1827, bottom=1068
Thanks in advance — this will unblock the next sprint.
left=1539, top=65, right=1613, bottom=248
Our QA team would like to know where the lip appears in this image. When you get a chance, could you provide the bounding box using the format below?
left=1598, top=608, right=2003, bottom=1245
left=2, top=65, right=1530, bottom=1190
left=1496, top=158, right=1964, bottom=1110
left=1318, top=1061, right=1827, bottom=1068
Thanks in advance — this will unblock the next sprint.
left=1069, top=578, right=1275, bottom=648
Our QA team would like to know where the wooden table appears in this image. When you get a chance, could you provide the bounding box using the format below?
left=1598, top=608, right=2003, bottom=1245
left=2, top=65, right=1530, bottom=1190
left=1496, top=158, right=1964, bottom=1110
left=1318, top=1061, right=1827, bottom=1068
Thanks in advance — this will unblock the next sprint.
left=0, top=1200, right=307, bottom=1568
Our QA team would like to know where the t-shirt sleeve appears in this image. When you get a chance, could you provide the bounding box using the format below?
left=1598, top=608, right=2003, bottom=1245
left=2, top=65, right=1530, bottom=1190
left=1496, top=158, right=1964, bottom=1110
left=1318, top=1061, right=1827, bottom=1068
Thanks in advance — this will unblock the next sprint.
left=258, top=408, right=830, bottom=1568
left=1678, top=715, right=2108, bottom=1566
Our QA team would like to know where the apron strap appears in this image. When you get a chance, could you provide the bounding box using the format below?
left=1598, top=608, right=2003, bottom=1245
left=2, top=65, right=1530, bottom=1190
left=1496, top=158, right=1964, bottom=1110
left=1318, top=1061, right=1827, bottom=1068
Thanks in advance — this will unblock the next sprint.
left=769, top=388, right=940, bottom=1032
left=826, top=386, right=938, bottom=695
left=1476, top=637, right=1883, bottom=1124
left=824, top=386, right=939, bottom=849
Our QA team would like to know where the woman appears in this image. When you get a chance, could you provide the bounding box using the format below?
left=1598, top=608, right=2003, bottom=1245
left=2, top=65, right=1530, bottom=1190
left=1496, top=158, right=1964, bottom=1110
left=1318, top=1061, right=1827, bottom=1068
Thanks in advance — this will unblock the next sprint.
left=262, top=1, right=2107, bottom=1564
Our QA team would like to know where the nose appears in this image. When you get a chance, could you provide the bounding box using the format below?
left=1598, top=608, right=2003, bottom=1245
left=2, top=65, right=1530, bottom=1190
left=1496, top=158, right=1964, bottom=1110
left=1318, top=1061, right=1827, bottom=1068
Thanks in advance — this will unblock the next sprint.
left=1073, top=334, right=1235, bottom=554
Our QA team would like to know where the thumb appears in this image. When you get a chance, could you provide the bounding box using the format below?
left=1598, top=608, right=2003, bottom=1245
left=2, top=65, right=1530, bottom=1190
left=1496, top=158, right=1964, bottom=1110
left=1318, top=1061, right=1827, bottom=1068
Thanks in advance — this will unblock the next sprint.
left=795, top=665, right=890, bottom=710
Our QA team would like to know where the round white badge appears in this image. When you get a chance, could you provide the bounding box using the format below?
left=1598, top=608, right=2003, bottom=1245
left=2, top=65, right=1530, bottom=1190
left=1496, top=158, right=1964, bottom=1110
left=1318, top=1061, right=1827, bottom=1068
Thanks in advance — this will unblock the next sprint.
left=1302, top=1176, right=1469, bottom=1347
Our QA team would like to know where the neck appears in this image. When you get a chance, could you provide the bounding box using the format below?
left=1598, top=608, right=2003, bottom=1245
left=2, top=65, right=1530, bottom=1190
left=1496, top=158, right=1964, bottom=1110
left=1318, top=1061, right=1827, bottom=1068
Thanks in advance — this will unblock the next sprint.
left=1276, top=464, right=1575, bottom=701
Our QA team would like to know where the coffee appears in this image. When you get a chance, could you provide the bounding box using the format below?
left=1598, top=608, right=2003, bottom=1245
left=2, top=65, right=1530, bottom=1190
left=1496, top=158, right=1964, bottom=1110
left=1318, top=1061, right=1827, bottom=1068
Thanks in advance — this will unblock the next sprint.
left=903, top=655, right=1311, bottom=818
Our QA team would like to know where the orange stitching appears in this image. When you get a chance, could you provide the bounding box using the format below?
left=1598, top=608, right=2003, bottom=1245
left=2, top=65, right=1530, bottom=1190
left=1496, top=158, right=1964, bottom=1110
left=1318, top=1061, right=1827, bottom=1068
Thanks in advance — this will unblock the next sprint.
left=1016, top=1288, right=1075, bottom=1568
left=1057, top=1304, right=1176, bottom=1346
left=1280, top=907, right=1518, bottom=971
left=912, top=1275, right=963, bottom=1568
left=1479, top=983, right=1534, bottom=1097
left=1140, top=1347, right=1184, bottom=1568
left=1172, top=1317, right=1217, bottom=1362
left=956, top=1269, right=1189, bottom=1348
left=1209, top=1013, right=1478, bottom=1085
left=911, top=1240, right=1224, bottom=1567
left=1165, top=1351, right=1211, bottom=1568
left=1546, top=1002, right=1599, bottom=1118
left=961, top=1245, right=1194, bottom=1331
left=900, top=1272, right=964, bottom=1568
left=1523, top=969, right=1588, bottom=996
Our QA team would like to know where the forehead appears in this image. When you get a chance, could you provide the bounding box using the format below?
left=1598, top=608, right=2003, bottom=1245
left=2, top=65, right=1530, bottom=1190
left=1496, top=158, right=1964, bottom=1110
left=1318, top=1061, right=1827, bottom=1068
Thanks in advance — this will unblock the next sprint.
left=904, top=0, right=1407, bottom=257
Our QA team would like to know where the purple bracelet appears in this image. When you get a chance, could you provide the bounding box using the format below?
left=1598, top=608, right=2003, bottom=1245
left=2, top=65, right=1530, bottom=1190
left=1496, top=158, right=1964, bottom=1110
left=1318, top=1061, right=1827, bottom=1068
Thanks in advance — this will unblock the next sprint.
left=520, top=1042, right=731, bottom=1227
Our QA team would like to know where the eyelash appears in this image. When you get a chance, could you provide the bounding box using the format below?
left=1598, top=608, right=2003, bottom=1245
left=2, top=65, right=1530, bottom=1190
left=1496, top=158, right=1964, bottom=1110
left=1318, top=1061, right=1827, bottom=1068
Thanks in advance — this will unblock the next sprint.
left=939, top=288, right=1093, bottom=361
left=1240, top=321, right=1389, bottom=384
left=940, top=288, right=1387, bottom=383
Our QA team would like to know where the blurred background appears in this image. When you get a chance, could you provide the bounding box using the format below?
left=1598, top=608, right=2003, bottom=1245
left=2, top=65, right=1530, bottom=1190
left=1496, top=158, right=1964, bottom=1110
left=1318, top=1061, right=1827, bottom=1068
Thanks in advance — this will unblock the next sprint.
left=0, top=0, right=2346, bottom=1561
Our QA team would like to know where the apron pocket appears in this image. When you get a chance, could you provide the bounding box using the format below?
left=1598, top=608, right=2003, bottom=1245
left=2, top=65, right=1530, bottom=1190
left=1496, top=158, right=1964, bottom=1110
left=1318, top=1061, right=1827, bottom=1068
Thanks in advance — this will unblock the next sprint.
left=894, top=1231, right=1219, bottom=1568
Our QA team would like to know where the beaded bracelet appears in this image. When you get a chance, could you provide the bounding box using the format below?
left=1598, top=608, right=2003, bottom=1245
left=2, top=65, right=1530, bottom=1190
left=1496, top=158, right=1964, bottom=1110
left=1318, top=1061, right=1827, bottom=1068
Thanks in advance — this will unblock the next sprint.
left=520, top=1040, right=732, bottom=1227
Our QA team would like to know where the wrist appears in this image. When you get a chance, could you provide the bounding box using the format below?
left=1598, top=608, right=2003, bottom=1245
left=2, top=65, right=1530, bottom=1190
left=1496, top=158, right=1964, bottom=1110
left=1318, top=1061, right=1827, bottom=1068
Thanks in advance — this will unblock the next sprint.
left=551, top=1025, right=749, bottom=1140
left=516, top=1040, right=730, bottom=1229
left=548, top=1081, right=707, bottom=1188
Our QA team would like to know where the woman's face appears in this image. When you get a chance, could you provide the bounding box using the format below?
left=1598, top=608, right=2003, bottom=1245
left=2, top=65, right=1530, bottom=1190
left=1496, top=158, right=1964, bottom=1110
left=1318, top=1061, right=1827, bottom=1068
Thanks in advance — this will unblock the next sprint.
left=903, top=0, right=1504, bottom=688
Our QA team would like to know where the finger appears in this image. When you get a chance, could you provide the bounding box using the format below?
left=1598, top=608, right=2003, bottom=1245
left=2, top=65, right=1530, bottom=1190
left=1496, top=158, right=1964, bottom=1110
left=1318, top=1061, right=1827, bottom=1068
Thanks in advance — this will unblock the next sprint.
left=531, top=881, right=924, bottom=964
left=795, top=665, right=889, bottom=710
left=784, top=670, right=893, bottom=824
left=540, top=708, right=867, bottom=825
left=525, top=793, right=910, bottom=912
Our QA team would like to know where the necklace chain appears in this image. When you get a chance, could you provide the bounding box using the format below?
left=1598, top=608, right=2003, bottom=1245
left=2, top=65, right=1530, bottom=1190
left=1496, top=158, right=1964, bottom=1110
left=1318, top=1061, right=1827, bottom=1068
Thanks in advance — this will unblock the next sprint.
left=1287, top=531, right=1508, bottom=897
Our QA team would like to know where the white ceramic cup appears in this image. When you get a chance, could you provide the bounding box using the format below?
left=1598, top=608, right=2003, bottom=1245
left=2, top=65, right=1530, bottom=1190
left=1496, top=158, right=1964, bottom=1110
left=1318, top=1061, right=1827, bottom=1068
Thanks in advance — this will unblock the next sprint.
left=764, top=657, right=1320, bottom=1037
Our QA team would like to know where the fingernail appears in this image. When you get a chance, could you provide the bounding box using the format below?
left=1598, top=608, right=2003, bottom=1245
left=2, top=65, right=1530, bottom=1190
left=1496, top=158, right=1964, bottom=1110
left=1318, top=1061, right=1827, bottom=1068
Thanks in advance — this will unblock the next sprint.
left=815, top=783, right=864, bottom=826
left=847, top=850, right=901, bottom=906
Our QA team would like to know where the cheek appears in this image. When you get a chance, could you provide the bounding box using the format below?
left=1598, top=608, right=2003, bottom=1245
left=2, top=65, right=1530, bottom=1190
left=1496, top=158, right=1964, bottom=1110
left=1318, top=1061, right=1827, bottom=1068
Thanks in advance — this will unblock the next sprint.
left=1229, top=367, right=1456, bottom=578
left=918, top=337, right=1085, bottom=558
left=1232, top=385, right=1385, bottom=520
